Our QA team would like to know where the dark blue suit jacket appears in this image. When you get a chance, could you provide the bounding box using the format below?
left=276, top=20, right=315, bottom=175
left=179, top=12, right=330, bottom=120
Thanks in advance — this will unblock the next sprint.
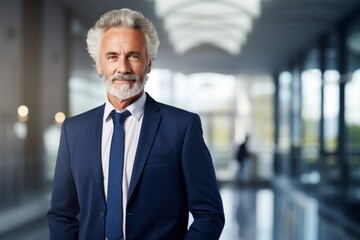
left=47, top=93, right=225, bottom=239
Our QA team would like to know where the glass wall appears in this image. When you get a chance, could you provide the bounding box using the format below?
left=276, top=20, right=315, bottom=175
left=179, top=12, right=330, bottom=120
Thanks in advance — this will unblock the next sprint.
left=301, top=48, right=322, bottom=184
left=344, top=15, right=360, bottom=225
left=249, top=76, right=275, bottom=179
left=146, top=70, right=237, bottom=170
left=323, top=34, right=341, bottom=187
left=274, top=4, right=360, bottom=229
left=277, top=71, right=292, bottom=176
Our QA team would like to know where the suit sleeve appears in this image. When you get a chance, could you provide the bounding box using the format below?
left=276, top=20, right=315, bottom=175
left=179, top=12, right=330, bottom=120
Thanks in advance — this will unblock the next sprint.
left=182, top=114, right=225, bottom=239
left=47, top=120, right=80, bottom=239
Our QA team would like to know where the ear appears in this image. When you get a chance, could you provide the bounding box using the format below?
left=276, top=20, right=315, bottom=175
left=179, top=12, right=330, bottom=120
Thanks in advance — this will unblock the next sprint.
left=147, top=60, right=152, bottom=73
left=96, top=61, right=102, bottom=76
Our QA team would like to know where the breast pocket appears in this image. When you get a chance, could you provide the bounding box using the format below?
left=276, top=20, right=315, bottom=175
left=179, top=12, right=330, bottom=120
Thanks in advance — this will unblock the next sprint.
left=146, top=155, right=176, bottom=165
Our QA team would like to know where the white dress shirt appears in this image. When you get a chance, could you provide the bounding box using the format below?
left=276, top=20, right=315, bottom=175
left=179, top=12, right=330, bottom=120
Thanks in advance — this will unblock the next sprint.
left=102, top=92, right=146, bottom=239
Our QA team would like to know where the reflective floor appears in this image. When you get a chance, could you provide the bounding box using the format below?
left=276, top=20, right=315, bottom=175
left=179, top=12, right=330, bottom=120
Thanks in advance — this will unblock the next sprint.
left=0, top=184, right=271, bottom=240
left=220, top=185, right=273, bottom=240
left=1, top=181, right=360, bottom=240
left=1, top=217, right=48, bottom=240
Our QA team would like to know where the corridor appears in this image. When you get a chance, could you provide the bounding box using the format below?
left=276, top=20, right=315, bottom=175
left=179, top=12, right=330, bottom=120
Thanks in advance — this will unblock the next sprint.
left=1, top=0, right=360, bottom=239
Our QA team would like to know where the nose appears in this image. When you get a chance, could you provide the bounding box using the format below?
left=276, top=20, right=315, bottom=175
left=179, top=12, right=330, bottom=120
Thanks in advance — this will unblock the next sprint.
left=117, top=56, right=131, bottom=73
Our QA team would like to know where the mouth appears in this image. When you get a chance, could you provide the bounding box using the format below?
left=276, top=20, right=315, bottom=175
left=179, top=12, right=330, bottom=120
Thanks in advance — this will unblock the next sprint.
left=113, top=78, right=132, bottom=81
left=112, top=78, right=136, bottom=83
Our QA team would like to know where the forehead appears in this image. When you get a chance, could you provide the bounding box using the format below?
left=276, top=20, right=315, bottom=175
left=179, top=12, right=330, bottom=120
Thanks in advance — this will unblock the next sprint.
left=99, top=26, right=147, bottom=53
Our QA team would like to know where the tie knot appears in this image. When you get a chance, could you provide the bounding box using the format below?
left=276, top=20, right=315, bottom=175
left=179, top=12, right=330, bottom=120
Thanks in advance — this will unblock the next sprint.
left=111, top=110, right=131, bottom=125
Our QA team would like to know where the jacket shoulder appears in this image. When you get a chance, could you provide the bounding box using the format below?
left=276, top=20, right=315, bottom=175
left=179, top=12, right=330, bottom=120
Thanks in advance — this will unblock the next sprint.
left=62, top=105, right=104, bottom=131
left=66, top=105, right=104, bottom=122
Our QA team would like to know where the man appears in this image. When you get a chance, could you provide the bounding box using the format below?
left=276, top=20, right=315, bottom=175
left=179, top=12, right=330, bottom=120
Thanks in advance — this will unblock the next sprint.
left=47, top=8, right=225, bottom=240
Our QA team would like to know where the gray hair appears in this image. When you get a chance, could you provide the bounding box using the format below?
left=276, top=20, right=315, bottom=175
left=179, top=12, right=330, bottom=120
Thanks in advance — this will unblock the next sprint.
left=86, top=8, right=160, bottom=63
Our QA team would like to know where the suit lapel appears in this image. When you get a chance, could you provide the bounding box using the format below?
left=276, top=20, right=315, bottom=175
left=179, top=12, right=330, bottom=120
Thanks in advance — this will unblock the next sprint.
left=88, top=105, right=106, bottom=201
left=128, top=94, right=161, bottom=201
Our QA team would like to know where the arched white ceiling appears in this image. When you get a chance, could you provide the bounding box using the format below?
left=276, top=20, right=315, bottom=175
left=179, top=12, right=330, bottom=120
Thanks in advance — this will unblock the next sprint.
left=154, top=0, right=261, bottom=55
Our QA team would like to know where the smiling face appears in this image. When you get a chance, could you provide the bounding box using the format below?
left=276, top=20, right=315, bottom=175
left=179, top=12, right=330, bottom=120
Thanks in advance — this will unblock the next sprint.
left=96, top=26, right=152, bottom=107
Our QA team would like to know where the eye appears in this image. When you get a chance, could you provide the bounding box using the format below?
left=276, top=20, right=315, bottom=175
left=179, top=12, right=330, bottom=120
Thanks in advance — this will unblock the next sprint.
left=107, top=55, right=117, bottom=60
left=128, top=53, right=141, bottom=61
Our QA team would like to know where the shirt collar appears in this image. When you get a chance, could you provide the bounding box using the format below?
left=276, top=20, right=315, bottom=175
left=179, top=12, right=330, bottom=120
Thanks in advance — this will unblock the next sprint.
left=104, top=92, right=146, bottom=123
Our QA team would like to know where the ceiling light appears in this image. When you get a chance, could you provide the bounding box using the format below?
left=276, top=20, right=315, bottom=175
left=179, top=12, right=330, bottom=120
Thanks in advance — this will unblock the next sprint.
left=154, top=0, right=261, bottom=55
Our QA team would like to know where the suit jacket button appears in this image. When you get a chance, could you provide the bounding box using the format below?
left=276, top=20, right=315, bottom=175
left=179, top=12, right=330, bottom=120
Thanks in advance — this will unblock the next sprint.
left=100, top=211, right=105, bottom=218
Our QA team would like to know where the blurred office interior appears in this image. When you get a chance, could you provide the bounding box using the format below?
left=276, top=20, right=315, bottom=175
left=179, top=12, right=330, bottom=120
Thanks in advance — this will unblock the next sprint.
left=1, top=0, right=360, bottom=239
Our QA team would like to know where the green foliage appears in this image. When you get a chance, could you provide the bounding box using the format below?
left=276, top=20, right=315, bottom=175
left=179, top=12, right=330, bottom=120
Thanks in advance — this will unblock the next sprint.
left=347, top=124, right=360, bottom=150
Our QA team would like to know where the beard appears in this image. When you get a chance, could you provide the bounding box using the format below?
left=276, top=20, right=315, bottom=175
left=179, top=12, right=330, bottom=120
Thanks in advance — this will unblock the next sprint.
left=104, top=73, right=146, bottom=100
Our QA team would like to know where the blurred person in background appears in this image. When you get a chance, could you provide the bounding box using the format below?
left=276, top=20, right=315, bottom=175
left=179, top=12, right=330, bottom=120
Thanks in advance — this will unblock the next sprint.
left=235, top=135, right=252, bottom=181
left=47, top=8, right=224, bottom=240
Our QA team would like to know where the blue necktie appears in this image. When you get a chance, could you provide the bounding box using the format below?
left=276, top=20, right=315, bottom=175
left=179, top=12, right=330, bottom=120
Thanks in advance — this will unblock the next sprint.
left=106, top=110, right=131, bottom=240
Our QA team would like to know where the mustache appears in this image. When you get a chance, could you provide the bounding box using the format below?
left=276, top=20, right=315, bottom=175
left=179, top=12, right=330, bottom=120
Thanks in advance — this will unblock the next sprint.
left=110, top=73, right=139, bottom=81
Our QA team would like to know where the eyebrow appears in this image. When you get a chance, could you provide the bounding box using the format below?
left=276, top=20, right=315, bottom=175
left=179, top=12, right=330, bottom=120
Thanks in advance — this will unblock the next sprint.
left=105, top=51, right=143, bottom=56
left=105, top=52, right=118, bottom=56
left=127, top=51, right=143, bottom=56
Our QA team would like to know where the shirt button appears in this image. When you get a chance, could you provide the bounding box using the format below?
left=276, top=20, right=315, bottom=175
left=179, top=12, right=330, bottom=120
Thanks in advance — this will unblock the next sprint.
left=100, top=211, right=105, bottom=218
